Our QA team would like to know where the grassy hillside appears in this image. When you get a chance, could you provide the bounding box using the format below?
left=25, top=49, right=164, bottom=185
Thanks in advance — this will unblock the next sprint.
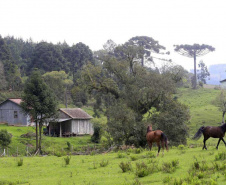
left=177, top=87, right=222, bottom=134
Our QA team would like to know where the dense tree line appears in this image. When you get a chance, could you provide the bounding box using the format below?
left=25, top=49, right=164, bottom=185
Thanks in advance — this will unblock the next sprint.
left=2, top=34, right=210, bottom=146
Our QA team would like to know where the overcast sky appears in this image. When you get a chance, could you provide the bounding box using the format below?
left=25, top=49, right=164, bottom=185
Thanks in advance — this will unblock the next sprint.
left=1, top=0, right=226, bottom=71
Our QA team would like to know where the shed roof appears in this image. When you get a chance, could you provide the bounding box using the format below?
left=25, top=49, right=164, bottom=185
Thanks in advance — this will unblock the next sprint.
left=220, top=79, right=226, bottom=83
left=9, top=98, right=22, bottom=105
left=59, top=108, right=93, bottom=120
left=0, top=98, right=22, bottom=106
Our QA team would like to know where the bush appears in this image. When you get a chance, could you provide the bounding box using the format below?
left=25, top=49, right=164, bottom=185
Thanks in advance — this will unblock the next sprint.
left=0, top=129, right=12, bottom=148
left=135, top=162, right=149, bottom=177
left=130, top=155, right=138, bottom=161
left=64, top=156, right=71, bottom=165
left=66, top=141, right=71, bottom=150
left=99, top=160, right=109, bottom=167
left=17, top=158, right=23, bottom=166
left=215, top=152, right=226, bottom=161
left=162, top=159, right=179, bottom=173
left=91, top=123, right=102, bottom=143
left=119, top=161, right=132, bottom=172
left=117, top=152, right=126, bottom=158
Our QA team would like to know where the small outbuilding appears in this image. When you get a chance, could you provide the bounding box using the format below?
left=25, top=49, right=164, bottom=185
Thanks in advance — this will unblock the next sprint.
left=0, top=98, right=33, bottom=126
left=48, top=108, right=93, bottom=137
left=220, top=79, right=226, bottom=89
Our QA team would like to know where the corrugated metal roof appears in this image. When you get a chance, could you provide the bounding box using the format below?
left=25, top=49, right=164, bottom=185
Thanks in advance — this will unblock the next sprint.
left=59, top=108, right=93, bottom=120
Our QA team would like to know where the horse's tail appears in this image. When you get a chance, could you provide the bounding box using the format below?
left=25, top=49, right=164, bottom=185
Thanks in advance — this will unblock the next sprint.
left=161, top=132, right=168, bottom=151
left=193, top=126, right=205, bottom=140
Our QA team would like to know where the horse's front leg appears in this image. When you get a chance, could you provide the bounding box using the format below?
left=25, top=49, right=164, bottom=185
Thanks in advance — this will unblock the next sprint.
left=216, top=138, right=221, bottom=150
left=221, top=138, right=226, bottom=147
left=147, top=141, right=152, bottom=150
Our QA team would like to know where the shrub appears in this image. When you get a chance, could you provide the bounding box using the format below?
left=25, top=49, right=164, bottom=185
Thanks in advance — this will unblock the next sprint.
left=215, top=152, right=226, bottom=161
left=134, top=148, right=142, bottom=154
left=130, top=155, right=138, bottom=161
left=117, top=152, right=126, bottom=158
left=135, top=162, right=149, bottom=177
left=91, top=123, right=102, bottom=143
left=177, top=145, right=185, bottom=150
left=119, top=161, right=132, bottom=172
left=99, top=160, right=109, bottom=167
left=64, top=156, right=71, bottom=165
left=66, top=141, right=71, bottom=150
left=17, top=158, right=23, bottom=166
left=0, top=129, right=12, bottom=148
left=145, top=151, right=156, bottom=158
left=162, top=159, right=179, bottom=173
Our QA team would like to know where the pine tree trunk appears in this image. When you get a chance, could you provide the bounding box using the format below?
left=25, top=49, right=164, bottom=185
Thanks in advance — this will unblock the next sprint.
left=35, top=120, right=38, bottom=153
left=193, top=54, right=197, bottom=89
left=39, top=123, right=42, bottom=154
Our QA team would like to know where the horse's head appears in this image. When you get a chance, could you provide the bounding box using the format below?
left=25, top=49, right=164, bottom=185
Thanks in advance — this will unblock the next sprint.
left=147, top=125, right=152, bottom=133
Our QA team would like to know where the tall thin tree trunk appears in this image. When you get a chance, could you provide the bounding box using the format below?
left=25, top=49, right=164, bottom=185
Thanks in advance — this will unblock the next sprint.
left=35, top=120, right=38, bottom=153
left=39, top=122, right=42, bottom=154
left=194, top=54, right=197, bottom=89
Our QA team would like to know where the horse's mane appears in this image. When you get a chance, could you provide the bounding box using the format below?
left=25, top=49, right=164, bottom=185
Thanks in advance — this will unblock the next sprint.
left=220, top=123, right=226, bottom=133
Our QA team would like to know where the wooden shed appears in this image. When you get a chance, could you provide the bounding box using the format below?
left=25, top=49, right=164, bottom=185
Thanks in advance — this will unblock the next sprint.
left=0, top=98, right=33, bottom=126
left=48, top=108, right=93, bottom=137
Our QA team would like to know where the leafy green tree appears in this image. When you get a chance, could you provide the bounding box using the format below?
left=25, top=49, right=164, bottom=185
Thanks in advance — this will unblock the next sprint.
left=160, top=64, right=189, bottom=87
left=30, top=42, right=67, bottom=73
left=174, top=44, right=215, bottom=89
left=21, top=70, right=57, bottom=153
left=64, top=42, right=93, bottom=83
left=197, top=60, right=210, bottom=84
left=43, top=71, right=73, bottom=106
left=81, top=46, right=181, bottom=146
left=71, top=86, right=88, bottom=106
left=0, top=129, right=11, bottom=148
left=0, top=35, right=21, bottom=90
left=151, top=97, right=190, bottom=145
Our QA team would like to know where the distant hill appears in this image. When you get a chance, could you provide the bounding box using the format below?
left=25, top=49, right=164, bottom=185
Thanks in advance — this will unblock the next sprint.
left=206, top=64, right=226, bottom=85
left=190, top=64, right=226, bottom=85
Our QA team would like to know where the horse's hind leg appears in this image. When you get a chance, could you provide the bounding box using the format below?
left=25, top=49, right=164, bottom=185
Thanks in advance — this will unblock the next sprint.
left=216, top=138, right=222, bottom=150
left=161, top=141, right=165, bottom=156
left=157, top=142, right=161, bottom=157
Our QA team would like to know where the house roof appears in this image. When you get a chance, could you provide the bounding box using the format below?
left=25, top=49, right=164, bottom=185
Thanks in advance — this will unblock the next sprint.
left=220, top=79, right=226, bottom=83
left=8, top=98, right=22, bottom=105
left=0, top=98, right=22, bottom=106
left=59, top=108, right=93, bottom=120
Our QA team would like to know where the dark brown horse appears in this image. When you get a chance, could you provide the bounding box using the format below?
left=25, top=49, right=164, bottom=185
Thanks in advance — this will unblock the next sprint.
left=146, top=125, right=168, bottom=156
left=193, top=123, right=226, bottom=150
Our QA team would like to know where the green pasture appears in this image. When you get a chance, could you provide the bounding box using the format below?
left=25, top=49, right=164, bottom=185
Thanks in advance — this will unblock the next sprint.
left=0, top=146, right=226, bottom=185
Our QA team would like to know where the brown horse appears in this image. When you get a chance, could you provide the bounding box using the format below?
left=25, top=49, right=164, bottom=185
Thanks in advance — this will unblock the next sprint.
left=193, top=123, right=226, bottom=150
left=146, top=125, right=168, bottom=156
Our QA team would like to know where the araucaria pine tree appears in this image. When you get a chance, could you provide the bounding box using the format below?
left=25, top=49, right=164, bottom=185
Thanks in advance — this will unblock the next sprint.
left=21, top=70, right=57, bottom=154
